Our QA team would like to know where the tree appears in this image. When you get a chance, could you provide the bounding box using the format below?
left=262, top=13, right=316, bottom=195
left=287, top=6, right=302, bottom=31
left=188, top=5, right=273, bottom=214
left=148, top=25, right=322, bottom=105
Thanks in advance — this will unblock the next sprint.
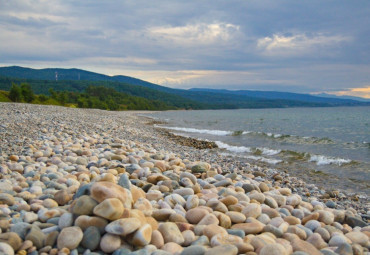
left=49, top=88, right=57, bottom=99
left=38, top=94, right=48, bottom=102
left=20, top=83, right=35, bottom=103
left=9, top=83, right=22, bottom=102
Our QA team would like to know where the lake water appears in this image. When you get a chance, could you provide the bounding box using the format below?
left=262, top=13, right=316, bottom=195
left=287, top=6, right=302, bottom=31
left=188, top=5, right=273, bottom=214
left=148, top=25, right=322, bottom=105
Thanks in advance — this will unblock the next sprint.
left=147, top=106, right=370, bottom=195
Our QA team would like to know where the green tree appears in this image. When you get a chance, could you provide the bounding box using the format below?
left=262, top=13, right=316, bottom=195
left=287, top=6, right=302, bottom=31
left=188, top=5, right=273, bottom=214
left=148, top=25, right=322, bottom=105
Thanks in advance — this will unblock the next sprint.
left=58, top=91, right=68, bottom=105
left=49, top=88, right=57, bottom=99
left=9, top=83, right=22, bottom=102
left=38, top=94, right=48, bottom=102
left=20, top=83, right=35, bottom=102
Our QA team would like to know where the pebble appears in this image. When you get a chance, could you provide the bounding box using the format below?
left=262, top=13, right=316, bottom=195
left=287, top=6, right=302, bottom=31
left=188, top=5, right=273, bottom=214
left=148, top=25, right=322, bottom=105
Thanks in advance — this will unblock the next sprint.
left=0, top=242, right=14, bottom=255
left=0, top=103, right=368, bottom=255
left=105, top=218, right=141, bottom=236
left=93, top=198, right=124, bottom=220
left=132, top=224, right=152, bottom=246
left=81, top=226, right=101, bottom=251
left=260, top=243, right=288, bottom=255
left=204, top=244, right=238, bottom=255
left=58, top=213, right=74, bottom=229
left=180, top=245, right=207, bottom=255
left=90, top=181, right=132, bottom=208
left=100, top=233, right=121, bottom=253
left=158, top=222, right=184, bottom=245
left=70, top=195, right=98, bottom=215
left=25, top=226, right=45, bottom=249
left=57, top=226, right=83, bottom=250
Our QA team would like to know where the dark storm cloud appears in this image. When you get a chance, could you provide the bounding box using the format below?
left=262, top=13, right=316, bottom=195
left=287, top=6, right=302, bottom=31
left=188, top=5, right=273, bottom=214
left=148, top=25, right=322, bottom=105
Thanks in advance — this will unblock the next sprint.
left=0, top=0, right=369, bottom=95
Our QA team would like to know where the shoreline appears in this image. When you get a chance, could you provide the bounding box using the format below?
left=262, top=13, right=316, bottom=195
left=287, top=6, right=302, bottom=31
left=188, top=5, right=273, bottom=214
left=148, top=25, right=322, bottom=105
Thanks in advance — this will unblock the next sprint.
left=0, top=102, right=369, bottom=255
left=139, top=115, right=369, bottom=217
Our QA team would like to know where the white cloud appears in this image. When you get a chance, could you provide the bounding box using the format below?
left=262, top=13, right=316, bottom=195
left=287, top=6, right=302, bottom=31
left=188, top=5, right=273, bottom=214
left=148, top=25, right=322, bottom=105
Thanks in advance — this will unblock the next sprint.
left=257, top=33, right=351, bottom=56
left=148, top=22, right=240, bottom=46
left=329, top=86, right=370, bottom=99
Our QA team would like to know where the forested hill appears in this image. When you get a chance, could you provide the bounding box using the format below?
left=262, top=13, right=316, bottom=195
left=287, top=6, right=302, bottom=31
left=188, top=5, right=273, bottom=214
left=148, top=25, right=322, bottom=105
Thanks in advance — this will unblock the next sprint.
left=188, top=88, right=366, bottom=105
left=0, top=66, right=172, bottom=92
left=0, top=66, right=368, bottom=109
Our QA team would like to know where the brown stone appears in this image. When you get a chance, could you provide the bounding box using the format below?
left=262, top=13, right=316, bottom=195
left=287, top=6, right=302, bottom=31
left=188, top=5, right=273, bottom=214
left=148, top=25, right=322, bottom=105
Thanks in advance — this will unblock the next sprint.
left=198, top=213, right=219, bottom=225
left=291, top=239, right=321, bottom=255
left=203, top=224, right=228, bottom=239
left=185, top=207, right=209, bottom=224
left=0, top=232, right=22, bottom=251
left=226, top=211, right=246, bottom=223
left=162, top=242, right=184, bottom=254
left=158, top=222, right=184, bottom=245
left=231, top=220, right=265, bottom=234
left=54, top=189, right=72, bottom=206
left=74, top=215, right=108, bottom=233
left=220, top=196, right=238, bottom=206
left=302, top=212, right=320, bottom=225
left=93, top=198, right=124, bottom=220
left=132, top=224, right=152, bottom=247
left=151, top=230, right=164, bottom=249
left=90, top=181, right=132, bottom=208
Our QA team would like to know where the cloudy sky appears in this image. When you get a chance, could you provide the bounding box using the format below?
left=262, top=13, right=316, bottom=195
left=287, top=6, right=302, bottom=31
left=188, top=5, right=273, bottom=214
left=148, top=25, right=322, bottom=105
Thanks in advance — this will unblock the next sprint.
left=0, top=0, right=369, bottom=97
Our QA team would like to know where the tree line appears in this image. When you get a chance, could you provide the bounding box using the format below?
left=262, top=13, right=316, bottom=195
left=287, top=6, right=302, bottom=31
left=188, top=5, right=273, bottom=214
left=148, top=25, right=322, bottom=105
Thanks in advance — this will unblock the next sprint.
left=2, top=83, right=175, bottom=111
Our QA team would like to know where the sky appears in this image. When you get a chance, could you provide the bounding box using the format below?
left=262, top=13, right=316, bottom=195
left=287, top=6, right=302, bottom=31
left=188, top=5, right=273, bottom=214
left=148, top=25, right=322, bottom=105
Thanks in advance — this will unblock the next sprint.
left=0, top=0, right=369, bottom=98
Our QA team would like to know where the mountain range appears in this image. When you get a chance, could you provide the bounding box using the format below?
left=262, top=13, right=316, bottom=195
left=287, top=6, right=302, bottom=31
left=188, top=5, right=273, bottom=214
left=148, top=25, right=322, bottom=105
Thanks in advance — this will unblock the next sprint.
left=0, top=66, right=368, bottom=109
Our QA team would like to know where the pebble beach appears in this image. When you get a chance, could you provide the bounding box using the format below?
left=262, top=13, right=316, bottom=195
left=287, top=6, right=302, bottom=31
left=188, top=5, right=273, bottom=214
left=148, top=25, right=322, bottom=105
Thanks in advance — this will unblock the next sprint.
left=0, top=103, right=369, bottom=255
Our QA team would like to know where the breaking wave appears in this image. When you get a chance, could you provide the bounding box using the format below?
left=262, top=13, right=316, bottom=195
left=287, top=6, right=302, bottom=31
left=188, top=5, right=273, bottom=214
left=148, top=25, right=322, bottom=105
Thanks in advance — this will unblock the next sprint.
left=155, top=125, right=233, bottom=136
left=309, top=154, right=352, bottom=166
left=215, top=141, right=252, bottom=153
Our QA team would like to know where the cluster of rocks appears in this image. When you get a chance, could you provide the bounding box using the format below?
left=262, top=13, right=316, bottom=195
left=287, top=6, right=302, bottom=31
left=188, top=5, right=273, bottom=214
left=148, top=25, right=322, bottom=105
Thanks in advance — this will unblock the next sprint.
left=0, top=103, right=369, bottom=255
left=157, top=130, right=217, bottom=150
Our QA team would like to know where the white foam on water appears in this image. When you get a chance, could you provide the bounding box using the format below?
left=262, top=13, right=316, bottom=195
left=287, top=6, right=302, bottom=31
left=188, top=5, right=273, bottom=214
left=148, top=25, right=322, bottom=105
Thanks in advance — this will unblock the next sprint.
left=155, top=125, right=233, bottom=136
left=309, top=154, right=352, bottom=166
left=215, top=141, right=252, bottom=153
left=257, top=147, right=282, bottom=156
left=245, top=155, right=283, bottom=165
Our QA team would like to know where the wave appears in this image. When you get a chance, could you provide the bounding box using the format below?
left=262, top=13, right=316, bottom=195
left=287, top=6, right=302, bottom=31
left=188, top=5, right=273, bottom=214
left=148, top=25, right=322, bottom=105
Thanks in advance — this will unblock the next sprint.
left=245, top=156, right=283, bottom=165
left=156, top=125, right=233, bottom=136
left=156, top=125, right=337, bottom=145
left=220, top=152, right=282, bottom=165
left=255, top=147, right=281, bottom=156
left=215, top=141, right=252, bottom=153
left=309, top=154, right=352, bottom=166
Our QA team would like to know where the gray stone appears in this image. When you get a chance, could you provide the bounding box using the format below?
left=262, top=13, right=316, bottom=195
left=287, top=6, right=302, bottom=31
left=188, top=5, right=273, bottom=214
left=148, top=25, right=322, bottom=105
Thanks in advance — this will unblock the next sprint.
left=74, top=184, right=92, bottom=199
left=181, top=245, right=207, bottom=255
left=263, top=224, right=283, bottom=238
left=10, top=222, right=31, bottom=239
left=131, top=249, right=150, bottom=255
left=112, top=248, right=131, bottom=255
left=226, top=229, right=245, bottom=239
left=118, top=174, right=131, bottom=190
left=192, top=235, right=209, bottom=246
left=25, top=225, right=45, bottom=249
left=334, top=243, right=353, bottom=255
left=320, top=249, right=337, bottom=255
left=59, top=213, right=74, bottom=229
left=345, top=216, right=368, bottom=228
left=81, top=226, right=101, bottom=251
left=325, top=200, right=337, bottom=208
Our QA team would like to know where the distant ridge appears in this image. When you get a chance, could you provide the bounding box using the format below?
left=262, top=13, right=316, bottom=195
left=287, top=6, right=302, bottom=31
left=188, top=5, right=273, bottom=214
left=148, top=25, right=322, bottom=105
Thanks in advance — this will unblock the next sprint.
left=188, top=88, right=365, bottom=104
left=314, top=93, right=370, bottom=102
left=0, top=66, right=368, bottom=109
left=0, top=66, right=172, bottom=92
